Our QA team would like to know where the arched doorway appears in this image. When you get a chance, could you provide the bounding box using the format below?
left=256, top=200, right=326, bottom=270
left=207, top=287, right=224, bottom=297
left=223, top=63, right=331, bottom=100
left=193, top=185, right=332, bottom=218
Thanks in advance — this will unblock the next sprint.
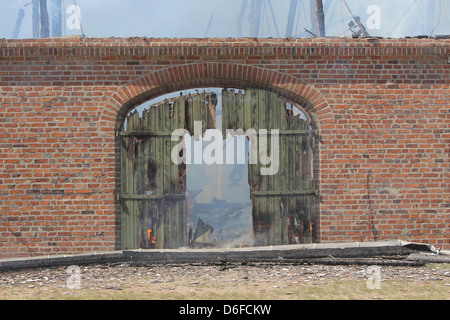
left=118, top=88, right=317, bottom=249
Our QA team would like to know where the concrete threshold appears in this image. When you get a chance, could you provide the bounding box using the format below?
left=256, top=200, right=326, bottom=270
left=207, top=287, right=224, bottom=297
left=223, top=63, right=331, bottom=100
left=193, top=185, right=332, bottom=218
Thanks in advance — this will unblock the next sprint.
left=0, top=240, right=442, bottom=271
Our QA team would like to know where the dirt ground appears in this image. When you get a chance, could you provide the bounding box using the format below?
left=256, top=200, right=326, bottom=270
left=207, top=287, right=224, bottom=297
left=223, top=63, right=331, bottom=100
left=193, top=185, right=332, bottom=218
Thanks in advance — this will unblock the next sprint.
left=1, top=262, right=449, bottom=300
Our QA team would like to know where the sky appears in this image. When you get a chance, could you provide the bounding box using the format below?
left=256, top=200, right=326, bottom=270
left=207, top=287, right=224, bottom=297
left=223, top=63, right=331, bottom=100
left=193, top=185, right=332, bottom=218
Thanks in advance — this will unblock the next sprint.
left=1, top=0, right=449, bottom=39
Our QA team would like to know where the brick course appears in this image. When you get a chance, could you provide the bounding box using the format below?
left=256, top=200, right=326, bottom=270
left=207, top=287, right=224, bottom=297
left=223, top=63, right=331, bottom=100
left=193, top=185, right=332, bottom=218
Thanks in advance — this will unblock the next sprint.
left=0, top=37, right=449, bottom=257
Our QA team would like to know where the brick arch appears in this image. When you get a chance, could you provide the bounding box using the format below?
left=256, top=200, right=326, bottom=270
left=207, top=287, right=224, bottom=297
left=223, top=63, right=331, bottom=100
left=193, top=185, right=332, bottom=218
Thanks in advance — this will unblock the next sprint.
left=98, top=62, right=333, bottom=131
left=107, top=62, right=330, bottom=247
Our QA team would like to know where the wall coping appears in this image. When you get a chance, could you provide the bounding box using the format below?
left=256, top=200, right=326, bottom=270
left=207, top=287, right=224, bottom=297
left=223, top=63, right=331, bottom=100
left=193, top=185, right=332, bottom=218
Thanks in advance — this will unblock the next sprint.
left=1, top=37, right=449, bottom=58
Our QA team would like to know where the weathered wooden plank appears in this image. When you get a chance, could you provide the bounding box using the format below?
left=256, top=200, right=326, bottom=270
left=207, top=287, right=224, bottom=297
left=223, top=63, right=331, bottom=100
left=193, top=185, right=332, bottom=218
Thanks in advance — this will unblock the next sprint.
left=302, top=133, right=310, bottom=191
left=288, top=134, right=296, bottom=244
left=136, top=121, right=146, bottom=249
left=266, top=133, right=275, bottom=244
left=279, top=99, right=289, bottom=245
left=164, top=101, right=173, bottom=248
left=161, top=102, right=171, bottom=248
left=185, top=95, right=193, bottom=136
left=148, top=106, right=160, bottom=248
left=236, top=90, right=244, bottom=131
left=282, top=126, right=289, bottom=193
left=227, top=89, right=235, bottom=131
left=126, top=112, right=135, bottom=249
left=243, top=88, right=252, bottom=132
left=148, top=107, right=157, bottom=195
left=171, top=99, right=183, bottom=248
left=271, top=93, right=282, bottom=245
left=129, top=111, right=141, bottom=249
left=281, top=100, right=292, bottom=245
left=279, top=106, right=288, bottom=246
left=206, top=93, right=216, bottom=130
left=248, top=89, right=261, bottom=243
left=267, top=96, right=278, bottom=244
left=120, top=132, right=129, bottom=249
left=306, top=123, right=315, bottom=244
left=181, top=198, right=187, bottom=247
left=169, top=101, right=177, bottom=195
left=155, top=199, right=164, bottom=249
left=192, top=93, right=202, bottom=138
left=144, top=110, right=153, bottom=248
left=179, top=99, right=187, bottom=248
left=248, top=89, right=258, bottom=170
left=202, top=92, right=208, bottom=133
left=307, top=195, right=313, bottom=243
left=153, top=105, right=162, bottom=198
left=120, top=114, right=128, bottom=249
left=266, top=91, right=275, bottom=244
left=256, top=89, right=267, bottom=244
left=153, top=104, right=165, bottom=248
left=310, top=195, right=316, bottom=242
left=221, top=90, right=229, bottom=138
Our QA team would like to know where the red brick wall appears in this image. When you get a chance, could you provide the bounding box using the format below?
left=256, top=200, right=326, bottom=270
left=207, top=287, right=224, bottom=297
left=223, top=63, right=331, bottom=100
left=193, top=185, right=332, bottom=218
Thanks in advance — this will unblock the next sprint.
left=0, top=37, right=448, bottom=257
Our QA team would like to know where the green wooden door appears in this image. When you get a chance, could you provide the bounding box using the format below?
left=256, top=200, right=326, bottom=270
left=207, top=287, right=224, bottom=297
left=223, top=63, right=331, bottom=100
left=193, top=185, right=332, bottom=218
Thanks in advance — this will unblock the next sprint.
left=222, top=88, right=317, bottom=246
left=118, top=93, right=215, bottom=250
left=119, top=98, right=186, bottom=250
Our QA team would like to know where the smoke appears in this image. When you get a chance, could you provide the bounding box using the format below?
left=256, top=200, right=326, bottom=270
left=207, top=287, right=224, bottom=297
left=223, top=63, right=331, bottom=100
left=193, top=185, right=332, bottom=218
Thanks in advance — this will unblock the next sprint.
left=1, top=0, right=449, bottom=39
left=10, top=0, right=26, bottom=10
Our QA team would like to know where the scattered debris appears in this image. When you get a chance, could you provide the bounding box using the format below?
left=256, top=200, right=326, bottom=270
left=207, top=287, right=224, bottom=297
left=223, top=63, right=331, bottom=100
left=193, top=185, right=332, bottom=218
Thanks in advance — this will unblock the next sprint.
left=0, top=261, right=449, bottom=299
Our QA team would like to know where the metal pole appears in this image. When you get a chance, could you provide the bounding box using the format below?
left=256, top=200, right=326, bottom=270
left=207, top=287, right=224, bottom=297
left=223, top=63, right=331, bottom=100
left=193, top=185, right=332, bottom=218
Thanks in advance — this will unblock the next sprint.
left=342, top=0, right=370, bottom=37
left=39, top=0, right=50, bottom=38
left=237, top=0, right=248, bottom=37
left=11, top=9, right=25, bottom=39
left=309, top=0, right=318, bottom=35
left=316, top=0, right=326, bottom=37
left=266, top=0, right=280, bottom=38
left=285, top=0, right=299, bottom=37
left=250, top=0, right=262, bottom=37
left=32, top=0, right=39, bottom=38
left=52, top=0, right=63, bottom=37
left=204, top=14, right=214, bottom=38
